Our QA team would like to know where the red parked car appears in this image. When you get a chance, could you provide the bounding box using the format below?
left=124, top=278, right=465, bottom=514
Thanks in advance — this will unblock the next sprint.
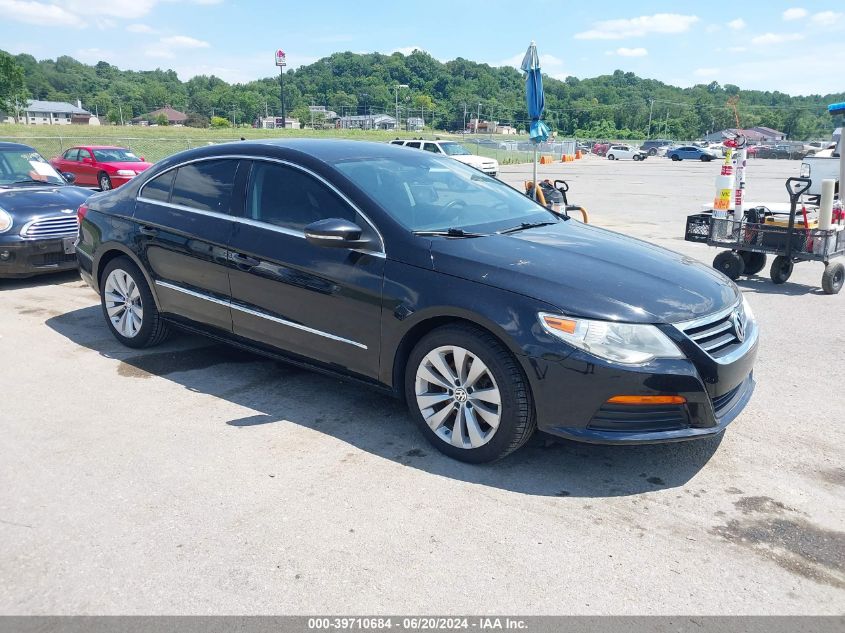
left=50, top=146, right=152, bottom=190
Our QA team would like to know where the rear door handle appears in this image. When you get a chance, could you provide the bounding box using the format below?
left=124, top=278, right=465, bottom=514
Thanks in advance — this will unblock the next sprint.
left=230, top=252, right=260, bottom=268
left=139, top=225, right=158, bottom=237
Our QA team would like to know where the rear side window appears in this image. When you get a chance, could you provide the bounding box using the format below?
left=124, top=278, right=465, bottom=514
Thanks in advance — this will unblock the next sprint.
left=171, top=159, right=239, bottom=214
left=141, top=170, right=175, bottom=202
left=246, top=162, right=355, bottom=232
left=405, top=141, right=421, bottom=149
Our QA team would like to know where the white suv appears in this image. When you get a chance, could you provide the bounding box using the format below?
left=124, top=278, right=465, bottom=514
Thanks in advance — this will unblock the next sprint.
left=390, top=139, right=499, bottom=177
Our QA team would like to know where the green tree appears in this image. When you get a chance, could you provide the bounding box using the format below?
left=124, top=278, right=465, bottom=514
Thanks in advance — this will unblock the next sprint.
left=0, top=51, right=26, bottom=117
left=154, top=113, right=168, bottom=126
left=210, top=115, right=230, bottom=128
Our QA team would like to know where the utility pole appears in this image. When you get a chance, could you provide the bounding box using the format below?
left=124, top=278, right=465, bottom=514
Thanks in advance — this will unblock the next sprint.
left=647, top=98, right=654, bottom=139
left=394, top=84, right=408, bottom=132
left=463, top=103, right=467, bottom=131
left=664, top=108, right=670, bottom=137
left=475, top=103, right=481, bottom=134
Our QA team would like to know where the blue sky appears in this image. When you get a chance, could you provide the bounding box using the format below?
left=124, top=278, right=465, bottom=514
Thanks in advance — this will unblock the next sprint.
left=0, top=0, right=842, bottom=95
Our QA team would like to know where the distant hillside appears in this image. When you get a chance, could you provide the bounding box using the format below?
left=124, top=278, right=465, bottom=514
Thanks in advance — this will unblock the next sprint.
left=2, top=49, right=843, bottom=140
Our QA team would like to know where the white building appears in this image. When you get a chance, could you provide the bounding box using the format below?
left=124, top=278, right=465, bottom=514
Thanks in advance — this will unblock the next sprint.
left=257, top=116, right=301, bottom=129
left=338, top=114, right=396, bottom=130
left=3, top=99, right=94, bottom=125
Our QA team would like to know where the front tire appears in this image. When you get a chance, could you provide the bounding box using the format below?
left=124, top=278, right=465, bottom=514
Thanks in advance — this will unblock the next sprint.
left=100, top=257, right=169, bottom=348
left=671, top=154, right=680, bottom=161
left=404, top=324, right=535, bottom=463
left=821, top=262, right=844, bottom=294
left=99, top=172, right=112, bottom=191
left=607, top=154, right=615, bottom=160
left=713, top=251, right=745, bottom=280
left=633, top=154, right=641, bottom=161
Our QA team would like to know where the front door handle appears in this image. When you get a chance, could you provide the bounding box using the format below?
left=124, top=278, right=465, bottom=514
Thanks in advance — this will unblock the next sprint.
left=139, top=225, right=158, bottom=237
left=230, top=252, right=260, bottom=268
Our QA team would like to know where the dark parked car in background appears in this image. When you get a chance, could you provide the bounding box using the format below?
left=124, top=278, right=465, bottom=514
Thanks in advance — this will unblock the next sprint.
left=50, top=145, right=152, bottom=191
left=640, top=139, right=672, bottom=156
left=0, top=142, right=91, bottom=278
left=77, top=139, right=758, bottom=462
left=754, top=144, right=806, bottom=160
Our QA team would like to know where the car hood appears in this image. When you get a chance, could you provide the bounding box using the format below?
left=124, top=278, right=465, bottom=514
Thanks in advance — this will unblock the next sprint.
left=107, top=161, right=152, bottom=171
left=453, top=154, right=497, bottom=166
left=428, top=221, right=738, bottom=324
left=0, top=185, right=91, bottom=224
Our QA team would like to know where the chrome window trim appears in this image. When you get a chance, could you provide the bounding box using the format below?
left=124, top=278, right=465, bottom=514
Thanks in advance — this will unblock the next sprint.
left=154, top=280, right=368, bottom=350
left=137, top=154, right=386, bottom=257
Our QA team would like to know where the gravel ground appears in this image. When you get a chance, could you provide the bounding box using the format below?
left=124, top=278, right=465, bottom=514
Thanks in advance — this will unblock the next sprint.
left=1, top=155, right=843, bottom=615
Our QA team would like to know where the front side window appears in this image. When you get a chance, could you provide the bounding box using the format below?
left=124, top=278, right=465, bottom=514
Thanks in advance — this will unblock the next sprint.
left=423, top=143, right=440, bottom=154
left=170, top=159, right=239, bottom=214
left=78, top=149, right=92, bottom=161
left=246, top=162, right=355, bottom=232
left=439, top=142, right=472, bottom=156
left=333, top=153, right=555, bottom=234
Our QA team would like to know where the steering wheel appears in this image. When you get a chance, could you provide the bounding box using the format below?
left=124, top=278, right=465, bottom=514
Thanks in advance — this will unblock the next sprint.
left=442, top=199, right=468, bottom=224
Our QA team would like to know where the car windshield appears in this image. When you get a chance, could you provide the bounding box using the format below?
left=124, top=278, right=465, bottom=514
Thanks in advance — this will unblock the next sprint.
left=439, top=142, right=472, bottom=156
left=0, top=149, right=65, bottom=186
left=92, top=148, right=142, bottom=163
left=333, top=152, right=557, bottom=233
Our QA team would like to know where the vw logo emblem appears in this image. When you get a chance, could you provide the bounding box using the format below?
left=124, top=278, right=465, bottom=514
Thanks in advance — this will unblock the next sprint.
left=453, top=387, right=468, bottom=404
left=733, top=310, right=745, bottom=342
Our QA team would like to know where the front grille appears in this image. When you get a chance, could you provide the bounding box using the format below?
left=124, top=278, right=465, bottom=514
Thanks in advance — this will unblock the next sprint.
left=588, top=403, right=690, bottom=433
left=20, top=215, right=79, bottom=238
left=676, top=303, right=747, bottom=359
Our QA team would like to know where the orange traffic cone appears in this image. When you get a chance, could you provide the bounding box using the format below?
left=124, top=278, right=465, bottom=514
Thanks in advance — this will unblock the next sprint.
left=575, top=150, right=582, bottom=159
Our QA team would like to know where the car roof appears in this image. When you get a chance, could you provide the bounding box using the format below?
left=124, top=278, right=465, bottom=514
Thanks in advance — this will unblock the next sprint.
left=72, top=145, right=126, bottom=150
left=0, top=141, right=37, bottom=152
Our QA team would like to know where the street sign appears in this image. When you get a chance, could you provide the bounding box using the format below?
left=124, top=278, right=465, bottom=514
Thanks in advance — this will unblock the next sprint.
left=275, top=49, right=286, bottom=67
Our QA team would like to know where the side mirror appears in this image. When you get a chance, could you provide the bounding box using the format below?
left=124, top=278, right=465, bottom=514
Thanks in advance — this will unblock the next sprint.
left=304, top=218, right=366, bottom=248
left=82, top=157, right=94, bottom=164
left=61, top=172, right=76, bottom=184
left=140, top=156, right=146, bottom=162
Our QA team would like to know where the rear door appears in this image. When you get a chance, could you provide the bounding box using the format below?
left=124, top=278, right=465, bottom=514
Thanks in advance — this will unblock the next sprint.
left=227, top=159, right=385, bottom=379
left=134, top=158, right=245, bottom=334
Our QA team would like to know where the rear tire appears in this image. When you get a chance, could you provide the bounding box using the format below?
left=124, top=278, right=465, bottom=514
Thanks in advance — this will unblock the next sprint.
left=740, top=251, right=767, bottom=275
left=713, top=251, right=745, bottom=280
left=404, top=324, right=535, bottom=463
left=100, top=256, right=169, bottom=348
left=769, top=255, right=794, bottom=284
left=821, top=262, right=844, bottom=294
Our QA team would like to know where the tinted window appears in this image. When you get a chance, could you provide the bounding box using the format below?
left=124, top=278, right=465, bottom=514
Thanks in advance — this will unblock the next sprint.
left=405, top=141, right=422, bottom=149
left=171, top=160, right=238, bottom=214
left=423, top=143, right=440, bottom=154
left=78, top=149, right=92, bottom=161
left=246, top=162, right=354, bottom=232
left=141, top=170, right=175, bottom=202
left=64, top=149, right=79, bottom=161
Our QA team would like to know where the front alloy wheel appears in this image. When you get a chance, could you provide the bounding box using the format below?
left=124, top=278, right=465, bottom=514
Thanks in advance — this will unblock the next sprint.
left=405, top=324, right=535, bottom=463
left=415, top=345, right=502, bottom=449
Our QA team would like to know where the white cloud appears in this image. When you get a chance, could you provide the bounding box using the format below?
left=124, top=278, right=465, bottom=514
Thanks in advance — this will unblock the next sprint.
left=127, top=23, right=156, bottom=33
left=160, top=35, right=210, bottom=48
left=496, top=51, right=567, bottom=79
left=751, top=32, right=805, bottom=45
left=74, top=47, right=116, bottom=63
left=0, top=0, right=85, bottom=27
left=694, top=67, right=720, bottom=77
left=727, top=18, right=746, bottom=30
left=810, top=10, right=843, bottom=25
left=392, top=46, right=426, bottom=56
left=782, top=7, right=808, bottom=20
left=614, top=47, right=648, bottom=57
left=728, top=46, right=747, bottom=53
left=574, top=13, right=699, bottom=40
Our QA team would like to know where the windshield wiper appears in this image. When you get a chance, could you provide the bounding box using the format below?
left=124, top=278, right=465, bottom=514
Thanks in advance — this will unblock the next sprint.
left=413, top=228, right=487, bottom=238
left=498, top=221, right=559, bottom=235
left=11, top=178, right=56, bottom=186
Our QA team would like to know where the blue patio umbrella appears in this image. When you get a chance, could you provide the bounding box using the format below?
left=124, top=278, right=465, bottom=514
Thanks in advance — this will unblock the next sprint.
left=521, top=41, right=550, bottom=199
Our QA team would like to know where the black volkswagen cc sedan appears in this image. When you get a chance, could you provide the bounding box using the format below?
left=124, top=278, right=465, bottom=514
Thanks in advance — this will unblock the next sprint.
left=76, top=139, right=758, bottom=462
left=0, top=142, right=91, bottom=278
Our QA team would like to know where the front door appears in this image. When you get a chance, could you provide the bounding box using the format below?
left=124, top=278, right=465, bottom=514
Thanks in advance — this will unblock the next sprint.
left=227, top=160, right=385, bottom=380
left=133, top=158, right=245, bottom=334
left=76, top=148, right=97, bottom=186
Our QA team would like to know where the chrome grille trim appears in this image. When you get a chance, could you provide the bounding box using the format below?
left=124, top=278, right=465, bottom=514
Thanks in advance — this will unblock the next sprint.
left=20, top=215, right=79, bottom=238
left=673, top=300, right=752, bottom=360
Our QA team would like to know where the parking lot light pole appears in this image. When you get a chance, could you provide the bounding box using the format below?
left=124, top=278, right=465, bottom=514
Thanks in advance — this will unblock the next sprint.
left=275, top=49, right=287, bottom=128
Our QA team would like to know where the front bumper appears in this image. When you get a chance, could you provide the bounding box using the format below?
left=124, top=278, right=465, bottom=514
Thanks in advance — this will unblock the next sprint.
left=522, top=318, right=758, bottom=444
left=0, top=236, right=78, bottom=278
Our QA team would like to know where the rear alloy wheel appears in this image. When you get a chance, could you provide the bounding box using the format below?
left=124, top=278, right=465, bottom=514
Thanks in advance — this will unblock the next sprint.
left=821, top=262, right=844, bottom=294
left=99, top=172, right=112, bottom=191
left=713, top=251, right=745, bottom=280
left=769, top=255, right=794, bottom=284
left=405, top=325, right=535, bottom=463
left=100, top=257, right=168, bottom=348
left=740, top=251, right=767, bottom=275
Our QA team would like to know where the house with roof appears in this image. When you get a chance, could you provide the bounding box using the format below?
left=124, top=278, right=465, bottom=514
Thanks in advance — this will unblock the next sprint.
left=132, top=106, right=188, bottom=126
left=702, top=127, right=786, bottom=143
left=2, top=99, right=95, bottom=125
left=337, top=114, right=396, bottom=130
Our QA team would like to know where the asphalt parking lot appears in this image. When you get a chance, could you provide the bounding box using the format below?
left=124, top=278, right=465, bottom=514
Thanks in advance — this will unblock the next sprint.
left=1, top=155, right=843, bottom=615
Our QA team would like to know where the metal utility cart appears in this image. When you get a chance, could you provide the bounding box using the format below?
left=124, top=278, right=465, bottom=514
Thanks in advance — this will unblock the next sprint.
left=685, top=177, right=845, bottom=294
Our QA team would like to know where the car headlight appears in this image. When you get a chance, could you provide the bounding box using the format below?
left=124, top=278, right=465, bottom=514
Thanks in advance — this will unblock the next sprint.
left=115, top=170, right=136, bottom=176
left=0, top=207, right=12, bottom=234
left=539, top=312, right=683, bottom=365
